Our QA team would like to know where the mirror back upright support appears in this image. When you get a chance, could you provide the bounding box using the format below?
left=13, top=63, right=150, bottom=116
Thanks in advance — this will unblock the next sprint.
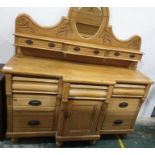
left=15, top=7, right=142, bottom=69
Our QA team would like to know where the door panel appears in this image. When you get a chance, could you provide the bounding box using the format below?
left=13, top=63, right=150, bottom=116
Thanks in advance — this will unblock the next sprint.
left=62, top=100, right=103, bottom=136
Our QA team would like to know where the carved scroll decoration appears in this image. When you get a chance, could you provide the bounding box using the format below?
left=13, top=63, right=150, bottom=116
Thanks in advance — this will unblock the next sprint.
left=100, top=27, right=112, bottom=46
left=16, top=16, right=34, bottom=33
left=56, top=19, right=73, bottom=37
left=128, top=38, right=141, bottom=49
left=15, top=8, right=141, bottom=51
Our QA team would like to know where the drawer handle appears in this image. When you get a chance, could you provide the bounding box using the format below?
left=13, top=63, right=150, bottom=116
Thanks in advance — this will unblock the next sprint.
left=29, top=100, right=42, bottom=106
left=25, top=39, right=33, bottom=45
left=28, top=120, right=40, bottom=126
left=114, top=51, right=120, bottom=56
left=114, top=120, right=123, bottom=125
left=48, top=42, right=56, bottom=47
left=94, top=49, right=100, bottom=55
left=119, top=102, right=128, bottom=108
left=130, top=54, right=136, bottom=58
left=74, top=46, right=80, bottom=52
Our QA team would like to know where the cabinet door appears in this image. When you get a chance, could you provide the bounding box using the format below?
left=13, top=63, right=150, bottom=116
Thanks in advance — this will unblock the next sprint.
left=62, top=100, right=103, bottom=136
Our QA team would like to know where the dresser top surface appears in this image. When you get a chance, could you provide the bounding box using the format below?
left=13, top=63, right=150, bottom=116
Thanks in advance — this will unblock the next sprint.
left=2, top=56, right=152, bottom=85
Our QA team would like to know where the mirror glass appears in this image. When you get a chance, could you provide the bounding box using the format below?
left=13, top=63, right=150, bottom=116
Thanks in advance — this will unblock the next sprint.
left=75, top=7, right=103, bottom=38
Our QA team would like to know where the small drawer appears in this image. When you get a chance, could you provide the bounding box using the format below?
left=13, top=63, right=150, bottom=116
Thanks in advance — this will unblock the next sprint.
left=13, top=94, right=57, bottom=111
left=66, top=45, right=105, bottom=57
left=102, top=114, right=134, bottom=130
left=107, top=98, right=140, bottom=115
left=12, top=76, right=59, bottom=94
left=13, top=111, right=54, bottom=132
left=69, top=84, right=108, bottom=99
left=16, top=37, right=62, bottom=51
left=108, top=51, right=141, bottom=60
left=108, top=51, right=128, bottom=59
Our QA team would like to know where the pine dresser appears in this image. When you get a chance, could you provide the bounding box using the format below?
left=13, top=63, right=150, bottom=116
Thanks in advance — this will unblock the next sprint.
left=2, top=7, right=153, bottom=146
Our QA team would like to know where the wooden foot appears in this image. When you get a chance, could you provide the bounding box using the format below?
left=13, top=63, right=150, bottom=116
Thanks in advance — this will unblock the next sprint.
left=11, top=138, right=18, bottom=143
left=56, top=141, right=63, bottom=147
left=90, top=140, right=96, bottom=145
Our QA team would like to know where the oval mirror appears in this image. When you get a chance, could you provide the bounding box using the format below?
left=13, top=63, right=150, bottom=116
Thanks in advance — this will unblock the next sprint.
left=75, top=7, right=103, bottom=38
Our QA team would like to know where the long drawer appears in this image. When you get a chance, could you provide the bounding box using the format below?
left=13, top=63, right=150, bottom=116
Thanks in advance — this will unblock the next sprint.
left=13, top=94, right=57, bottom=111
left=12, top=76, right=59, bottom=94
left=69, top=84, right=108, bottom=100
left=107, top=51, right=142, bottom=61
left=66, top=45, right=106, bottom=58
left=113, top=83, right=146, bottom=97
left=16, top=37, right=62, bottom=51
left=13, top=111, right=54, bottom=132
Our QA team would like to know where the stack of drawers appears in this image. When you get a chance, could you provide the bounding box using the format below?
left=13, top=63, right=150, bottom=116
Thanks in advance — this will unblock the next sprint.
left=102, top=98, right=141, bottom=133
left=101, top=83, right=146, bottom=134
left=11, top=76, right=59, bottom=136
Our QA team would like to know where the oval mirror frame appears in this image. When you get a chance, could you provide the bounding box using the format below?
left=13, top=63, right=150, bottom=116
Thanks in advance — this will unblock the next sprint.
left=68, top=7, right=109, bottom=39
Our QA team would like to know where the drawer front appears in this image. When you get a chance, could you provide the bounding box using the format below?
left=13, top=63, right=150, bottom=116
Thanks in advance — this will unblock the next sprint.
left=108, top=51, right=142, bottom=60
left=107, top=98, right=141, bottom=115
left=102, top=114, right=135, bottom=130
left=13, top=94, right=57, bottom=110
left=13, top=111, right=54, bottom=131
left=66, top=45, right=105, bottom=57
left=113, top=83, right=146, bottom=97
left=12, top=76, right=58, bottom=94
left=16, top=37, right=62, bottom=51
left=69, top=84, right=108, bottom=99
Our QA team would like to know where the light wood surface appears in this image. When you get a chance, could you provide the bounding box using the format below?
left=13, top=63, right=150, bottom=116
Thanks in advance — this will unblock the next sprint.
left=2, top=56, right=152, bottom=84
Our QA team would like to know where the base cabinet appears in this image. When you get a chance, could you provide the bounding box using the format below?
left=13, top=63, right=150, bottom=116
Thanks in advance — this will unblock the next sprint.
left=4, top=75, right=150, bottom=144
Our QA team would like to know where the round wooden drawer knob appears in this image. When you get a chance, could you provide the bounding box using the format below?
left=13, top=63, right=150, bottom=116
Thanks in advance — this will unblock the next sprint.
left=25, top=39, right=33, bottom=45
left=130, top=54, right=136, bottom=58
left=94, top=50, right=100, bottom=55
left=48, top=42, right=56, bottom=47
left=114, top=51, right=120, bottom=56
left=74, top=46, right=80, bottom=52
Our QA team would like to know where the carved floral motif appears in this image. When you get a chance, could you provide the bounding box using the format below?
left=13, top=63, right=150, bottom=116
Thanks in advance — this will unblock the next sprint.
left=16, top=16, right=34, bottom=33
left=56, top=19, right=72, bottom=37
left=100, top=28, right=112, bottom=45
